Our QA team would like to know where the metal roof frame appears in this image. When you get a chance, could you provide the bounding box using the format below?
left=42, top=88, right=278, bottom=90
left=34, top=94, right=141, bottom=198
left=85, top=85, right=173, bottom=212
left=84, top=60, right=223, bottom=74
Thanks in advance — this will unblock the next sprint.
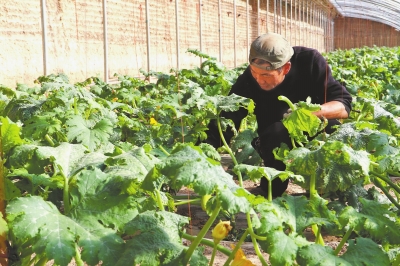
left=329, top=0, right=400, bottom=30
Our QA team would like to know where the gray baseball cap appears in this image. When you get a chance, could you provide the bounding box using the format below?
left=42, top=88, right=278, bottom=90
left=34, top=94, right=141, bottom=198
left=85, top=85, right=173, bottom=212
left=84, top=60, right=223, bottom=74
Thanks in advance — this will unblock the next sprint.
left=249, top=32, right=294, bottom=70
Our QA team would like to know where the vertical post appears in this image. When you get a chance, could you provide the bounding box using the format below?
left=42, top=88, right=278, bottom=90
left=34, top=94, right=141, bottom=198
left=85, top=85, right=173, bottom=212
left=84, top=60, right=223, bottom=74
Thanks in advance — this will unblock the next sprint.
left=175, top=0, right=180, bottom=70
left=102, top=0, right=108, bottom=82
left=145, top=0, right=150, bottom=73
left=279, top=0, right=282, bottom=34
left=266, top=0, right=269, bottom=32
left=233, top=0, right=237, bottom=67
left=299, top=0, right=302, bottom=45
left=285, top=0, right=287, bottom=38
left=218, top=0, right=222, bottom=62
left=274, top=0, right=276, bottom=33
left=294, top=0, right=297, bottom=45
left=246, top=0, right=249, bottom=57
left=302, top=1, right=305, bottom=45
left=40, top=0, right=48, bottom=76
left=306, top=1, right=309, bottom=47
left=257, top=0, right=260, bottom=36
left=199, top=0, right=203, bottom=65
left=332, top=20, right=335, bottom=51
left=290, top=0, right=292, bottom=43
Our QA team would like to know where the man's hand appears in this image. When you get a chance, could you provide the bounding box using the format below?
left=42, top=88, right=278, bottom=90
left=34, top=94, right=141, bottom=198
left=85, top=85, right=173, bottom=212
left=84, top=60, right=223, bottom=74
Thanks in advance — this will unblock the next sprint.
left=312, top=101, right=348, bottom=119
left=283, top=108, right=292, bottom=118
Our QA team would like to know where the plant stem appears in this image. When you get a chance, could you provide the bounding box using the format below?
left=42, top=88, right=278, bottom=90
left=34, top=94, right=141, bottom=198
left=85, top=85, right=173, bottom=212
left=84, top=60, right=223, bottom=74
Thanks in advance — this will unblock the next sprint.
left=371, top=177, right=400, bottom=210
left=216, top=112, right=267, bottom=265
left=309, top=173, right=324, bottom=245
left=312, top=224, right=324, bottom=246
left=209, top=245, right=218, bottom=266
left=155, top=190, right=165, bottom=210
left=182, top=233, right=232, bottom=257
left=216, top=117, right=238, bottom=165
left=334, top=227, right=353, bottom=256
left=73, top=97, right=78, bottom=115
left=158, top=145, right=170, bottom=156
left=58, top=165, right=70, bottom=215
left=268, top=179, right=272, bottom=202
left=291, top=138, right=297, bottom=148
left=74, top=244, right=84, bottom=266
left=310, top=173, right=317, bottom=196
left=174, top=198, right=200, bottom=206
left=182, top=202, right=221, bottom=265
left=371, top=171, right=400, bottom=195
left=223, top=228, right=250, bottom=266
left=278, top=95, right=297, bottom=111
left=246, top=213, right=268, bottom=266
left=45, top=134, right=55, bottom=147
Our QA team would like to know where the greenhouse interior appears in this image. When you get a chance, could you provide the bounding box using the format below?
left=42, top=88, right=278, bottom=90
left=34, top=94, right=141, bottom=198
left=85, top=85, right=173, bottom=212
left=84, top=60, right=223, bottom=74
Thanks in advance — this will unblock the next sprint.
left=0, top=0, right=400, bottom=265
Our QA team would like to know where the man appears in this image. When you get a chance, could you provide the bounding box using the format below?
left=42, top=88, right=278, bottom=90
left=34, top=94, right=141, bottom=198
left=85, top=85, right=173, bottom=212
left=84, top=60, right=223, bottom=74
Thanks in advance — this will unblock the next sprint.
left=206, top=32, right=353, bottom=197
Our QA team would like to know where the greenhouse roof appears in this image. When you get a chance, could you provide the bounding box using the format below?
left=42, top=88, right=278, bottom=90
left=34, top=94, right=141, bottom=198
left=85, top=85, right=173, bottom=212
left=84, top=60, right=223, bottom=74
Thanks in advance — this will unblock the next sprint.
left=329, top=0, right=400, bottom=30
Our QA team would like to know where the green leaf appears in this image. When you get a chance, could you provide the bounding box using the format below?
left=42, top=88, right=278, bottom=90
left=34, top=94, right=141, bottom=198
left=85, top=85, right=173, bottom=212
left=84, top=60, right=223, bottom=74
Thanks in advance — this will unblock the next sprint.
left=297, top=244, right=352, bottom=266
left=233, top=164, right=303, bottom=183
left=285, top=141, right=371, bottom=192
left=339, top=198, right=400, bottom=245
left=8, top=142, right=89, bottom=176
left=6, top=196, right=124, bottom=266
left=69, top=168, right=144, bottom=231
left=281, top=98, right=323, bottom=143
left=0, top=212, right=8, bottom=236
left=116, top=210, right=201, bottom=266
left=66, top=115, right=113, bottom=151
left=142, top=144, right=251, bottom=214
left=341, top=237, right=390, bottom=265
left=230, top=129, right=262, bottom=165
left=265, top=231, right=306, bottom=266
left=104, top=147, right=159, bottom=182
left=22, top=114, right=63, bottom=140
left=0, top=116, right=24, bottom=154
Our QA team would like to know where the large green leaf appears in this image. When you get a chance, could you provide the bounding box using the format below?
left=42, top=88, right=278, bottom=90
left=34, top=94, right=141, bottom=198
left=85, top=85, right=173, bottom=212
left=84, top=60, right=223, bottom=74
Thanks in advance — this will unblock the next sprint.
left=69, top=168, right=147, bottom=231
left=104, top=147, right=159, bottom=181
left=7, top=142, right=98, bottom=177
left=116, top=211, right=207, bottom=266
left=297, top=244, right=352, bottom=266
left=0, top=116, right=24, bottom=154
left=230, top=129, right=262, bottom=165
left=22, top=114, right=63, bottom=141
left=341, top=237, right=390, bottom=265
left=285, top=141, right=371, bottom=192
left=142, top=144, right=251, bottom=214
left=66, top=115, right=114, bottom=151
left=339, top=197, right=400, bottom=245
left=6, top=196, right=124, bottom=266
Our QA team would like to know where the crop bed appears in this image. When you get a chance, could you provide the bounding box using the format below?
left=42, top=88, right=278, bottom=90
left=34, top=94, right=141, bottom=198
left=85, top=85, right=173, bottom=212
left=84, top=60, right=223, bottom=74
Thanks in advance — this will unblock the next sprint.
left=0, top=47, right=400, bottom=265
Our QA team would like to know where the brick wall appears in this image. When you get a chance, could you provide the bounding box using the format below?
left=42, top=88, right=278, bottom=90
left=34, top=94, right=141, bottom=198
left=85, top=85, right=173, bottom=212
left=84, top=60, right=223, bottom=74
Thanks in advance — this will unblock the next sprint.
left=1, top=0, right=334, bottom=87
left=334, top=17, right=400, bottom=50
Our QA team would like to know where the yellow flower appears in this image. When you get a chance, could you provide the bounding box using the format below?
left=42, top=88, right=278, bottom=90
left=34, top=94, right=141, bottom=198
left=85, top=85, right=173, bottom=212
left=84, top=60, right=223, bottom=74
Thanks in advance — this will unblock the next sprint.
left=230, top=244, right=256, bottom=266
left=149, top=117, right=158, bottom=125
left=212, top=220, right=232, bottom=243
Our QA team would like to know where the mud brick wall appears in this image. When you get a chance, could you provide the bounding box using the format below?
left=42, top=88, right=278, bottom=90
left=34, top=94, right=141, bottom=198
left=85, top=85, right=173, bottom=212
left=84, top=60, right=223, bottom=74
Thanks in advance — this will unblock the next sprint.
left=1, top=0, right=331, bottom=87
left=334, top=17, right=400, bottom=50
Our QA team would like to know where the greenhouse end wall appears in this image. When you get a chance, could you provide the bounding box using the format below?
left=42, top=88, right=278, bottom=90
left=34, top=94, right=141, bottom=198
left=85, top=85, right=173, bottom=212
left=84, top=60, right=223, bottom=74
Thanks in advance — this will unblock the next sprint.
left=334, top=17, right=400, bottom=50
left=2, top=0, right=333, bottom=88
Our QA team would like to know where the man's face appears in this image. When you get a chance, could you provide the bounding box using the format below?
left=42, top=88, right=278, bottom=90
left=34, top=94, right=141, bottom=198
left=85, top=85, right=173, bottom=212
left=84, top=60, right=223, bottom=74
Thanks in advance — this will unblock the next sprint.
left=249, top=64, right=288, bottom=91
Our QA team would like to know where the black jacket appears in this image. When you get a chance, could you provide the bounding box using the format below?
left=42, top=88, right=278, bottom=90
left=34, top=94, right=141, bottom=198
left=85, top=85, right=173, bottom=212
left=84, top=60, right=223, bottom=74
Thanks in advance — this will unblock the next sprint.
left=206, top=46, right=353, bottom=148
